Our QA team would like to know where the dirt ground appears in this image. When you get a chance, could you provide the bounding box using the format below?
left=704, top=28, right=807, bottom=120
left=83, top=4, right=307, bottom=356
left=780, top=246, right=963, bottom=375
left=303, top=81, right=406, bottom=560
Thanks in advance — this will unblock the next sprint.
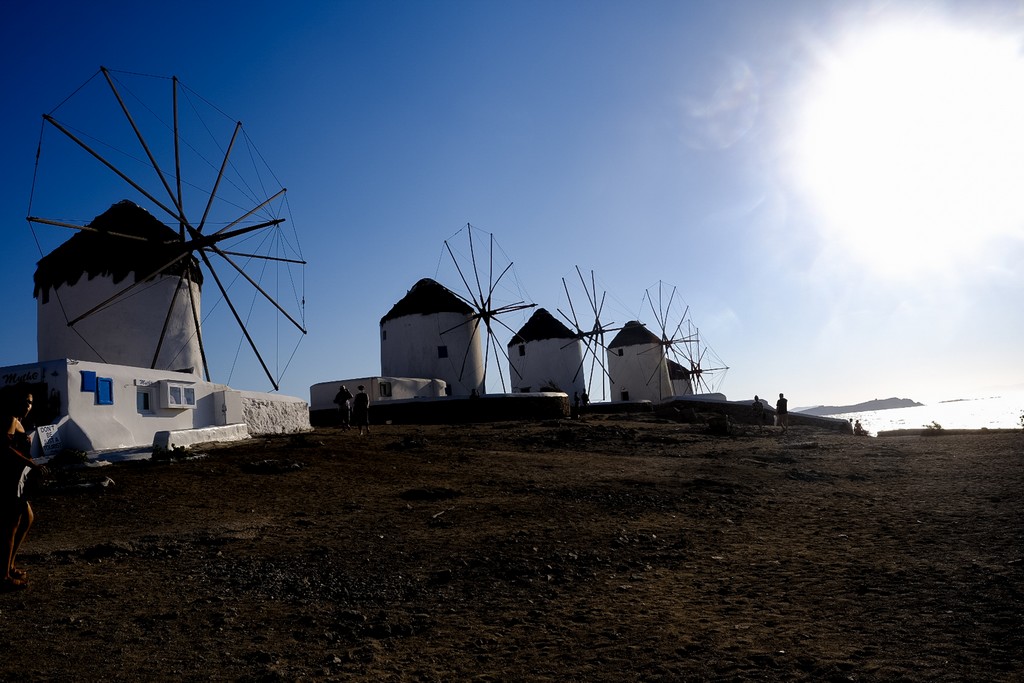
left=2, top=415, right=1021, bottom=682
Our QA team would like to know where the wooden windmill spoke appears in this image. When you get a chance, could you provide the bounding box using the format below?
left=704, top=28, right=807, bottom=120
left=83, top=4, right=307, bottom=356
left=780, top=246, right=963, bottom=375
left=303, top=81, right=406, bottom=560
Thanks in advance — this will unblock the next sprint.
left=25, top=216, right=172, bottom=243
left=191, top=218, right=286, bottom=248
left=151, top=269, right=190, bottom=369
left=457, top=318, right=484, bottom=384
left=196, top=121, right=241, bottom=234
left=491, top=331, right=515, bottom=390
left=489, top=309, right=535, bottom=340
left=440, top=315, right=478, bottom=337
left=218, top=250, right=306, bottom=265
left=101, top=67, right=181, bottom=217
left=444, top=239, right=483, bottom=310
left=208, top=246, right=307, bottom=333
left=42, top=115, right=185, bottom=226
left=208, top=189, right=287, bottom=238
left=173, top=76, right=184, bottom=236
left=183, top=260, right=211, bottom=382
left=577, top=265, right=598, bottom=315
left=196, top=248, right=279, bottom=391
left=560, top=278, right=580, bottom=329
left=487, top=260, right=515, bottom=307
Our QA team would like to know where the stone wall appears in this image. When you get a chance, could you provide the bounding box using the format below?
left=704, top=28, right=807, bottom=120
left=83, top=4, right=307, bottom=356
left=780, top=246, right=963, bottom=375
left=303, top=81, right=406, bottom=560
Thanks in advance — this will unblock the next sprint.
left=241, top=391, right=312, bottom=435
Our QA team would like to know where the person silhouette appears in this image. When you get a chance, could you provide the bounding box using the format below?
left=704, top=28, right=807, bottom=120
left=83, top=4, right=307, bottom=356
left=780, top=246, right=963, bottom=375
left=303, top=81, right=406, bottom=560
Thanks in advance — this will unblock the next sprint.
left=776, top=393, right=789, bottom=433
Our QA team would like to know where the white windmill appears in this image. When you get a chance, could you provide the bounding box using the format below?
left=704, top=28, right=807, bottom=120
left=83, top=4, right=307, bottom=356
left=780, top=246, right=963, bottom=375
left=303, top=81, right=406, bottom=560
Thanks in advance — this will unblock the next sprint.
left=26, top=67, right=307, bottom=391
left=433, top=223, right=536, bottom=395
left=555, top=266, right=623, bottom=402
left=379, top=277, right=484, bottom=396
left=506, top=307, right=584, bottom=395
left=640, top=281, right=728, bottom=397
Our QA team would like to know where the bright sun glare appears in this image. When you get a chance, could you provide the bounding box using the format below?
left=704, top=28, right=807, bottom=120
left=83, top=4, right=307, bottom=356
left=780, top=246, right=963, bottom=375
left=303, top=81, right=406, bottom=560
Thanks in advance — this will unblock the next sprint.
left=793, top=16, right=1024, bottom=276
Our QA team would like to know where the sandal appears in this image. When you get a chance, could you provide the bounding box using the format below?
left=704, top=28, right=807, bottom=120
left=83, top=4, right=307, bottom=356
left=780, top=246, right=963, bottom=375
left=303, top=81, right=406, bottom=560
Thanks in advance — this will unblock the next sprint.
left=1, top=576, right=28, bottom=592
left=10, top=568, right=27, bottom=580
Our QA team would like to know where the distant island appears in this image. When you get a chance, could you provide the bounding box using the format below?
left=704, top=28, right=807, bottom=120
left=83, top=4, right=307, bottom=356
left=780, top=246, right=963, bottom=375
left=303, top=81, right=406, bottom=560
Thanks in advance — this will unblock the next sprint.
left=797, top=397, right=923, bottom=416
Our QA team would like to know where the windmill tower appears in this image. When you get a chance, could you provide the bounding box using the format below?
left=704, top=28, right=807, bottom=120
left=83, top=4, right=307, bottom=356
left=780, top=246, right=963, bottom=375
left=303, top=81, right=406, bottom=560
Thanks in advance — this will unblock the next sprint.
left=606, top=321, right=672, bottom=402
left=507, top=308, right=585, bottom=395
left=380, top=278, right=484, bottom=396
left=34, top=201, right=204, bottom=373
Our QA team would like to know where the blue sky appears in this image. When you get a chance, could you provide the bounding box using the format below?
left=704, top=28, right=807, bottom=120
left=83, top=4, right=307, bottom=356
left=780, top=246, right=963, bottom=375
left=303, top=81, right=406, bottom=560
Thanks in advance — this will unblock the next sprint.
left=3, top=0, right=1023, bottom=407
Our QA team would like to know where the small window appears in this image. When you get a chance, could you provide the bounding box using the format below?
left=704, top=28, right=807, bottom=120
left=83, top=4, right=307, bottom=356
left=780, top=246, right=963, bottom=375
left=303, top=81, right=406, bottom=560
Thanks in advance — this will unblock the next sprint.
left=620, top=390, right=630, bottom=401
left=617, top=349, right=624, bottom=356
left=379, top=382, right=392, bottom=397
left=162, top=381, right=198, bottom=409
left=437, top=345, right=448, bottom=359
left=137, top=390, right=152, bottom=413
left=518, top=344, right=526, bottom=357
left=382, top=330, right=387, bottom=341
left=97, top=377, right=114, bottom=405
left=521, top=387, right=531, bottom=393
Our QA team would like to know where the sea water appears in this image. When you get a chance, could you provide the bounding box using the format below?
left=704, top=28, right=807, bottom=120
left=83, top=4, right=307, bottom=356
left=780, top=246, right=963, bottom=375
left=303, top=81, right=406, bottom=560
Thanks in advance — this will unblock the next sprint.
left=827, top=390, right=1024, bottom=435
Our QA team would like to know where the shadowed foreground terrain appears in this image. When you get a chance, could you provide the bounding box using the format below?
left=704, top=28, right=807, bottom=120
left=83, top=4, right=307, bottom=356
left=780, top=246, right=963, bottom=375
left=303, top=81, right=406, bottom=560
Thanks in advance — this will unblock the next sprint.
left=2, top=416, right=1021, bottom=681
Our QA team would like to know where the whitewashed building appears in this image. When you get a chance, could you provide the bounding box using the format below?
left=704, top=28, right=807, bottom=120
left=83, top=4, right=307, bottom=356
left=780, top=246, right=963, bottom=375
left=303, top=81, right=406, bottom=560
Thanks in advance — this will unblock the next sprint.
left=606, top=320, right=672, bottom=403
left=380, top=278, right=484, bottom=396
left=0, top=358, right=309, bottom=457
left=506, top=308, right=584, bottom=396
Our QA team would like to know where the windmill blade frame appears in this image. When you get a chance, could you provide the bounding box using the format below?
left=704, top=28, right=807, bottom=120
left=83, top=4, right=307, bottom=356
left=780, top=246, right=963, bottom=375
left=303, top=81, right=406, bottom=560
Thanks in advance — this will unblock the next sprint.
left=555, top=266, right=623, bottom=402
left=26, top=67, right=307, bottom=391
left=436, top=223, right=535, bottom=395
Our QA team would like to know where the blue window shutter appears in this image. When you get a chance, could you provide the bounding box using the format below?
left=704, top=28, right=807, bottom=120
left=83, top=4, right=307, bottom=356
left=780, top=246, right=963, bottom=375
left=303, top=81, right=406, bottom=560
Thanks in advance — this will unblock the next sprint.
left=97, top=377, right=114, bottom=405
left=81, top=370, right=97, bottom=392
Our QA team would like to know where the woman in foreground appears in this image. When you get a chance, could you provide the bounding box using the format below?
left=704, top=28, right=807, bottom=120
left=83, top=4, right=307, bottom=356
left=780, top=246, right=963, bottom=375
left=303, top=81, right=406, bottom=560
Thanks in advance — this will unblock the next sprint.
left=2, top=387, right=44, bottom=591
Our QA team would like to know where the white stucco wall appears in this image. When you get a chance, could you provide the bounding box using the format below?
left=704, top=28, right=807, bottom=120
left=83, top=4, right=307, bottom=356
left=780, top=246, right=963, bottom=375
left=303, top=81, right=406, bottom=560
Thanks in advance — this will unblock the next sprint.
left=508, top=337, right=586, bottom=396
left=309, top=376, right=447, bottom=412
left=671, top=375, right=695, bottom=397
left=607, top=342, right=672, bottom=403
left=380, top=311, right=484, bottom=395
left=38, top=274, right=203, bottom=373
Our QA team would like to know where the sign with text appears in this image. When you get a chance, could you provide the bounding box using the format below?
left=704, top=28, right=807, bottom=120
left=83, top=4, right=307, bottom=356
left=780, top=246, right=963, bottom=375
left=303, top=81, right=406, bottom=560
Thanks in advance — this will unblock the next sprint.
left=36, top=424, right=63, bottom=457
left=1, top=367, right=44, bottom=387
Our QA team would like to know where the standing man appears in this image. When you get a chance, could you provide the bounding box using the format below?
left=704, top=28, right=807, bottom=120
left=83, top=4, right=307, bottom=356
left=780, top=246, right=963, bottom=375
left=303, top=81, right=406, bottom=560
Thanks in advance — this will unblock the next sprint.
left=751, top=395, right=765, bottom=430
left=776, top=392, right=789, bottom=433
left=333, top=384, right=353, bottom=429
left=353, top=385, right=371, bottom=436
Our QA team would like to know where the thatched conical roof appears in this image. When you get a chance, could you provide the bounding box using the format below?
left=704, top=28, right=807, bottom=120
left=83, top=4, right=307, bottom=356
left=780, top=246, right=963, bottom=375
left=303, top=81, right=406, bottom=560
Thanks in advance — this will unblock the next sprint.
left=607, top=320, right=661, bottom=348
left=380, top=278, right=474, bottom=324
left=34, top=200, right=202, bottom=304
left=508, top=308, right=575, bottom=346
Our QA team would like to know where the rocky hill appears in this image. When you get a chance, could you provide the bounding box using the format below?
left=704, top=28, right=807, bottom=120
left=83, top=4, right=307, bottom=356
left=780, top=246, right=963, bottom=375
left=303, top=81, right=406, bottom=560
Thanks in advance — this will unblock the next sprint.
left=798, top=397, right=923, bottom=416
